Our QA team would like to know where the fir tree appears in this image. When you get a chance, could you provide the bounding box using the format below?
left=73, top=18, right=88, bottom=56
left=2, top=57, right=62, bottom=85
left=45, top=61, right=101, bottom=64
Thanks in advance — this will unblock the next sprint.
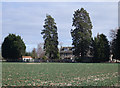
left=93, top=34, right=110, bottom=62
left=71, top=8, right=92, bottom=61
left=41, top=15, right=59, bottom=59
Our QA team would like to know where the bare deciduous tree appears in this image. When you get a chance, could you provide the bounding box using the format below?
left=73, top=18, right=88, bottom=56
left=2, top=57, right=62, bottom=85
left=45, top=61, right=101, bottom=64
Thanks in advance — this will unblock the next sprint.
left=32, top=48, right=37, bottom=59
left=109, top=28, right=118, bottom=40
left=37, top=43, right=45, bottom=59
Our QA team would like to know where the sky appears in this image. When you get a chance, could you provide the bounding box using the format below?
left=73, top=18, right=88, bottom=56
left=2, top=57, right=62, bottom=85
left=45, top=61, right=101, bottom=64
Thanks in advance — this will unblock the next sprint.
left=2, top=1, right=118, bottom=52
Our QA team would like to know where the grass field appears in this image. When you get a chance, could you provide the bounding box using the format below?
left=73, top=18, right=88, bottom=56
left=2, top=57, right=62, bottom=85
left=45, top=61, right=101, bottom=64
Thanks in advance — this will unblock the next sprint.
left=2, top=62, right=120, bottom=86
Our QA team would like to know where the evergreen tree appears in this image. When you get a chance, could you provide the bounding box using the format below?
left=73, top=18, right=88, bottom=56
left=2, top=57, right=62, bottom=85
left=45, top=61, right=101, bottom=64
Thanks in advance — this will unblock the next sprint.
left=71, top=8, right=92, bottom=61
left=93, top=34, right=110, bottom=62
left=2, top=34, right=26, bottom=61
left=92, top=36, right=99, bottom=62
left=0, top=49, right=2, bottom=59
left=114, top=28, right=120, bottom=60
left=41, top=15, right=59, bottom=59
left=25, top=52, right=32, bottom=56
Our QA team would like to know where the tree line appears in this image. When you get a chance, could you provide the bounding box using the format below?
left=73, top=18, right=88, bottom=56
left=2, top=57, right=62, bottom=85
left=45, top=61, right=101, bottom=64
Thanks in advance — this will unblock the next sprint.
left=1, top=8, right=120, bottom=62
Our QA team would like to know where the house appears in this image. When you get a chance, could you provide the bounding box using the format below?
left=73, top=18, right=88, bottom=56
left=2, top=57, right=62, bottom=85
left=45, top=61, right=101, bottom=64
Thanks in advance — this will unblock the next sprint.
left=22, top=56, right=33, bottom=62
left=60, top=47, right=74, bottom=60
left=60, top=47, right=93, bottom=62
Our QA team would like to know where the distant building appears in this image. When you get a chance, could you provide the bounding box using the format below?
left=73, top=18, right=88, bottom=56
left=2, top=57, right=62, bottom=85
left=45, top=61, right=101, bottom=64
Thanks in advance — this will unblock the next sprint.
left=22, top=56, right=33, bottom=62
left=60, top=47, right=74, bottom=60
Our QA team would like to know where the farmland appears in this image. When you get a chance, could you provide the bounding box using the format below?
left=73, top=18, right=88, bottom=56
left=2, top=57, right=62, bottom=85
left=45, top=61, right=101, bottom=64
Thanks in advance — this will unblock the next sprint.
left=2, top=62, right=120, bottom=86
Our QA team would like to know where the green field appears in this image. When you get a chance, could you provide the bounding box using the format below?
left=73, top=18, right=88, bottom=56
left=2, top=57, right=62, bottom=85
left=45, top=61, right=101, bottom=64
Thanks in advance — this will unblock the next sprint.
left=2, top=62, right=120, bottom=86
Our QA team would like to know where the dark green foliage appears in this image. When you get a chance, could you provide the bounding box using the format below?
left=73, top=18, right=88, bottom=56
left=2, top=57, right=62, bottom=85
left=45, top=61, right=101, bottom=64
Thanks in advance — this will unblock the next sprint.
left=93, top=34, right=110, bottom=62
left=0, top=51, right=2, bottom=59
left=71, top=8, right=92, bottom=61
left=93, top=36, right=99, bottom=62
left=89, top=37, right=94, bottom=57
left=41, top=14, right=59, bottom=59
left=113, top=28, right=120, bottom=60
left=25, top=52, right=32, bottom=56
left=2, top=34, right=26, bottom=61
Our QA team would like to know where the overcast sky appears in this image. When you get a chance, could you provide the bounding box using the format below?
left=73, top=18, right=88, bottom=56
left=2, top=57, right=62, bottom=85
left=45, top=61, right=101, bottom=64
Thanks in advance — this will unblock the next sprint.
left=2, top=2, right=118, bottom=52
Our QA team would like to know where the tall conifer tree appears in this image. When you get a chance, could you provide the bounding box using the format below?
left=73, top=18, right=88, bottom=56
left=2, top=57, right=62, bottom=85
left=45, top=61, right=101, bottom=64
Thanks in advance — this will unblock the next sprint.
left=93, top=34, right=110, bottom=62
left=114, top=28, right=120, bottom=60
left=71, top=8, right=92, bottom=61
left=41, top=15, right=59, bottom=59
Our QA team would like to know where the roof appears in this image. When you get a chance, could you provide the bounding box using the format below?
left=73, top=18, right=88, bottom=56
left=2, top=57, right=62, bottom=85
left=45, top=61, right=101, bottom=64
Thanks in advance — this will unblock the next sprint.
left=60, top=51, right=73, bottom=54
left=62, top=46, right=72, bottom=48
left=60, top=47, right=73, bottom=51
left=22, top=56, right=32, bottom=58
